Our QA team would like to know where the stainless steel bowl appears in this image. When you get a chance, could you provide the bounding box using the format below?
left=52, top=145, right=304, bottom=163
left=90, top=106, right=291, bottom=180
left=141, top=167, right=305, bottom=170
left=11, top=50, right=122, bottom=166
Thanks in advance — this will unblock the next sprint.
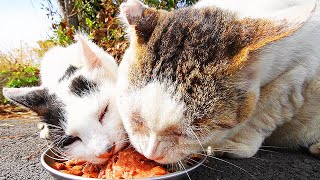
left=41, top=148, right=206, bottom=180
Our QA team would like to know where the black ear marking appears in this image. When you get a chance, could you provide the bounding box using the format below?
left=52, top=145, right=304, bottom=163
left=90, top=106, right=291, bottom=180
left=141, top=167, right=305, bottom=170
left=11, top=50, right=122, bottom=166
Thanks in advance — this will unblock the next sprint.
left=3, top=87, right=66, bottom=127
left=3, top=87, right=50, bottom=115
left=58, top=65, right=78, bottom=82
left=69, top=75, right=98, bottom=97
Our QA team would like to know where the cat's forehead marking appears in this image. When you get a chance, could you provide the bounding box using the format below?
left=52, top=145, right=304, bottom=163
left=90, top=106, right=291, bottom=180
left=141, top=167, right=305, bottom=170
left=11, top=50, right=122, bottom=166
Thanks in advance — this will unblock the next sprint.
left=69, top=75, right=99, bottom=97
left=58, top=65, right=78, bottom=82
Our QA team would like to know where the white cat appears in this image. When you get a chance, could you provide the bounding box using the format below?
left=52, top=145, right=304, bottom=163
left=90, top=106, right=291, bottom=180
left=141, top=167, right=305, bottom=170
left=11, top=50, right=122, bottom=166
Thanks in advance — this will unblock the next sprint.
left=3, top=34, right=127, bottom=164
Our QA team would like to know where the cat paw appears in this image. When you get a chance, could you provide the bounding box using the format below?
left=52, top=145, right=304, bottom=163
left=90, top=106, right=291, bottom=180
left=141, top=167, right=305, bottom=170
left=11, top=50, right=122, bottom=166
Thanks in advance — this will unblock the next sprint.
left=309, top=142, right=320, bottom=157
left=217, top=140, right=259, bottom=159
left=38, top=123, right=49, bottom=139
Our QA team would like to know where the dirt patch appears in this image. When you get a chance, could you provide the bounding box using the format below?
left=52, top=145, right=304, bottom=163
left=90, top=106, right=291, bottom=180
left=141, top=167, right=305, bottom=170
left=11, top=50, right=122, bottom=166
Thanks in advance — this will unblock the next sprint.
left=0, top=104, right=39, bottom=120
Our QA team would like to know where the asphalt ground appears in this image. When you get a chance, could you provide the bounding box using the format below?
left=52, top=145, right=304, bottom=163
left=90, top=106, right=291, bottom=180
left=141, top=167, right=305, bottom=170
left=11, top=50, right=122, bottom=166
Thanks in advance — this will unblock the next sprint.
left=0, top=119, right=319, bottom=180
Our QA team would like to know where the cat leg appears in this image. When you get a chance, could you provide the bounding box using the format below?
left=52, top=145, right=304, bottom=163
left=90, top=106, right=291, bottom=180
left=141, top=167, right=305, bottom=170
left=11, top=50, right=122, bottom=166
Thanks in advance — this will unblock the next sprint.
left=309, top=142, right=320, bottom=157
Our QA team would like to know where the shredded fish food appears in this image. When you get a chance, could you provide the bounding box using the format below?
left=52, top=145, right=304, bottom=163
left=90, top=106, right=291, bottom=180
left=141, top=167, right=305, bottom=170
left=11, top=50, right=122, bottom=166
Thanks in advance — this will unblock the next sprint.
left=51, top=148, right=169, bottom=179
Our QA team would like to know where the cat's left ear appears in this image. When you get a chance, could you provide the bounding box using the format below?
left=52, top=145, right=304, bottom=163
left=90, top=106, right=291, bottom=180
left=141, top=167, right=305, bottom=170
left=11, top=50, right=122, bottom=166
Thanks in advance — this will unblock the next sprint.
left=120, top=0, right=161, bottom=43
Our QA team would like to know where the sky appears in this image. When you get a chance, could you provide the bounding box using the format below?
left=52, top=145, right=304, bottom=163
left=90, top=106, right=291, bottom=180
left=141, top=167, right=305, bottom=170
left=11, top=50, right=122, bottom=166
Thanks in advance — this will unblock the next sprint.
left=0, top=0, right=60, bottom=52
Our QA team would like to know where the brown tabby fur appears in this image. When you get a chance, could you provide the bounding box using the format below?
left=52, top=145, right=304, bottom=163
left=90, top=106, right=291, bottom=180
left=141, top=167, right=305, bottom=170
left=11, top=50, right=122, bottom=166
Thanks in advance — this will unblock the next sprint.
left=127, top=6, right=300, bottom=135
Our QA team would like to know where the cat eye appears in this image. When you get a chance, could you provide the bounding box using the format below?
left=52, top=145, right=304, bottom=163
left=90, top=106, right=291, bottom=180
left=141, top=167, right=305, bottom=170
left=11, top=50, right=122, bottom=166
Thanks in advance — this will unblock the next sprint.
left=99, top=104, right=109, bottom=123
left=60, top=135, right=82, bottom=147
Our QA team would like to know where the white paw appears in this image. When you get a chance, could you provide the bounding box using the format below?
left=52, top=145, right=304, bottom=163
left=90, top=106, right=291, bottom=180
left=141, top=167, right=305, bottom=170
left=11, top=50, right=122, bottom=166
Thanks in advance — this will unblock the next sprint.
left=38, top=123, right=50, bottom=139
left=309, top=142, right=320, bottom=157
left=219, top=140, right=259, bottom=159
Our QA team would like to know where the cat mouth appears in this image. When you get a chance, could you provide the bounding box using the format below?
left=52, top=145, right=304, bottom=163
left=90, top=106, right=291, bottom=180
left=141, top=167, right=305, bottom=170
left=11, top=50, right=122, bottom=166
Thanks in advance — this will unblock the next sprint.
left=97, top=143, right=116, bottom=159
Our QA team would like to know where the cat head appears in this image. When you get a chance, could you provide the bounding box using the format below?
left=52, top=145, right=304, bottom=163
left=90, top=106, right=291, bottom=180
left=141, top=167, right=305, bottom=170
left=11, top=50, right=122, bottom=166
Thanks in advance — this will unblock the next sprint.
left=116, top=0, right=314, bottom=164
left=3, top=34, right=126, bottom=164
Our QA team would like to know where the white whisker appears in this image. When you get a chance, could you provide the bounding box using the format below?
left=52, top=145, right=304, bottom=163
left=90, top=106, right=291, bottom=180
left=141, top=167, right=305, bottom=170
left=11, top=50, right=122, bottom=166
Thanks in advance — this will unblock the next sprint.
left=195, top=152, right=257, bottom=180
left=178, top=160, right=191, bottom=180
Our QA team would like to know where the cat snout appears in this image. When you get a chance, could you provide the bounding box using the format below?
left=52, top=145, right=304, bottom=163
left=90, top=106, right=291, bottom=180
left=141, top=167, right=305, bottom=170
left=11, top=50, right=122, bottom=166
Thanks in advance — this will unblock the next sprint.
left=143, top=140, right=164, bottom=160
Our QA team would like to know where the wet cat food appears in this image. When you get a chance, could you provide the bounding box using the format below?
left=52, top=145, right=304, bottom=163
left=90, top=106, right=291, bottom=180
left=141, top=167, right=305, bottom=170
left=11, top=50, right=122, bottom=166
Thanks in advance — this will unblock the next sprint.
left=51, top=147, right=169, bottom=179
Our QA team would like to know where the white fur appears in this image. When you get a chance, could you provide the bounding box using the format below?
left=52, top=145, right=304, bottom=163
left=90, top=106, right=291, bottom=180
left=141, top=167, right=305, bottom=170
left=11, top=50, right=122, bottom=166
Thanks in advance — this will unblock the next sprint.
left=117, top=80, right=186, bottom=161
left=117, top=0, right=320, bottom=163
left=3, top=35, right=126, bottom=164
left=195, top=0, right=316, bottom=21
left=40, top=44, right=82, bottom=91
left=239, top=1, right=320, bottom=154
left=47, top=36, right=126, bottom=164
left=57, top=76, right=125, bottom=164
left=40, top=35, right=118, bottom=92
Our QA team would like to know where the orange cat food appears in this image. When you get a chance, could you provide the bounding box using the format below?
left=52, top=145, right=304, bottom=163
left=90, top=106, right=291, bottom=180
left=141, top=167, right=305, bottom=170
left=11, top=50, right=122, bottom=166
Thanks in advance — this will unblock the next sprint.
left=51, top=147, right=169, bottom=179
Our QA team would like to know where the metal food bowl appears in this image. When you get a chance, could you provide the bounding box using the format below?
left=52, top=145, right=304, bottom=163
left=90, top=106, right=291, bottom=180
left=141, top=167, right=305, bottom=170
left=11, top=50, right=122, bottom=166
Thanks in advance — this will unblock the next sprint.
left=41, top=148, right=206, bottom=180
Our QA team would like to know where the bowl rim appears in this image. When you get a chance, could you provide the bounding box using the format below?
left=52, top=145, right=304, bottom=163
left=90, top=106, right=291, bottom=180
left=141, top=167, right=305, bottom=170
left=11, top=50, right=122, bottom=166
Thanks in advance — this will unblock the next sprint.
left=41, top=147, right=206, bottom=180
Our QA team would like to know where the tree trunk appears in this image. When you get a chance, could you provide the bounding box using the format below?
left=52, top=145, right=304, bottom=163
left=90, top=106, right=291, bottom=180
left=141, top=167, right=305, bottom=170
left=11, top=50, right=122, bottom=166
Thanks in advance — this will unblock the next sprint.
left=56, top=0, right=79, bottom=29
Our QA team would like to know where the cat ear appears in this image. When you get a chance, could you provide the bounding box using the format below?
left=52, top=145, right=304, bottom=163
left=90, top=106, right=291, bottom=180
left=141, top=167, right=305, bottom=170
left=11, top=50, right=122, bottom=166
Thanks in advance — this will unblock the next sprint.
left=120, top=0, right=148, bottom=25
left=76, top=35, right=103, bottom=70
left=2, top=87, right=50, bottom=115
left=120, top=0, right=160, bottom=43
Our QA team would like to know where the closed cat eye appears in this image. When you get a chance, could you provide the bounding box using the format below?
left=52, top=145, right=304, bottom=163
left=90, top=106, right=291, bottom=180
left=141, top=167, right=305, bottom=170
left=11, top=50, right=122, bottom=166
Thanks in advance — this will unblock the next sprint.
left=60, top=136, right=82, bottom=147
left=99, top=104, right=109, bottom=123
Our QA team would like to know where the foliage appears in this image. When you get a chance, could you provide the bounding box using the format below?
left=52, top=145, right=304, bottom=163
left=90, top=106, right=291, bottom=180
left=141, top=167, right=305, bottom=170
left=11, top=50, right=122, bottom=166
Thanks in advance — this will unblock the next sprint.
left=46, top=0, right=199, bottom=63
left=0, top=45, right=42, bottom=103
left=1, top=65, right=39, bottom=88
left=0, top=64, right=40, bottom=103
left=32, top=39, right=56, bottom=58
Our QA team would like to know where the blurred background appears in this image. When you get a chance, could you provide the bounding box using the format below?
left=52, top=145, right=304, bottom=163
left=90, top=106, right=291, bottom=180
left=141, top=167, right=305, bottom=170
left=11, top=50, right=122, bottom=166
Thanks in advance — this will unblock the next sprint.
left=0, top=0, right=198, bottom=117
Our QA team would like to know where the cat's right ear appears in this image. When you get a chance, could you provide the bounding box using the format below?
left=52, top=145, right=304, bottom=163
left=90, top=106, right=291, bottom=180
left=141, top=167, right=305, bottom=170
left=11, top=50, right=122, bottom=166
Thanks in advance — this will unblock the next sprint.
left=2, top=87, right=50, bottom=115
left=120, top=0, right=160, bottom=43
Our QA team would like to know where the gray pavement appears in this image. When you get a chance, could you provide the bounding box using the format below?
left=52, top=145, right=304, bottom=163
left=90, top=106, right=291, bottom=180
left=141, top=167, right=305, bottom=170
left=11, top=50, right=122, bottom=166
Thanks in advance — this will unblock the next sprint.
left=0, top=119, right=319, bottom=180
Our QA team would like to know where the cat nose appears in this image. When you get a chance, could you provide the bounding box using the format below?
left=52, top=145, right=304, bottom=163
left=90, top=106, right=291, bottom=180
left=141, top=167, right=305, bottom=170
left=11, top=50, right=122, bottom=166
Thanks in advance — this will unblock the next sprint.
left=106, top=146, right=113, bottom=153
left=143, top=136, right=163, bottom=160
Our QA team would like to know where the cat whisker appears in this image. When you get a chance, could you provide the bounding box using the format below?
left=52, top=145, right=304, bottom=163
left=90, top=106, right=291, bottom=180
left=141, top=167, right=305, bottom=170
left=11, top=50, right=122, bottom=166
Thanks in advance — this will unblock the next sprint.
left=258, top=148, right=280, bottom=154
left=178, top=160, right=192, bottom=180
left=45, top=153, right=69, bottom=161
left=188, top=128, right=206, bottom=154
left=47, top=145, right=69, bottom=160
left=185, top=158, right=224, bottom=173
left=107, top=138, right=131, bottom=150
left=44, top=136, right=70, bottom=160
left=195, top=152, right=257, bottom=180
left=260, top=145, right=288, bottom=149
